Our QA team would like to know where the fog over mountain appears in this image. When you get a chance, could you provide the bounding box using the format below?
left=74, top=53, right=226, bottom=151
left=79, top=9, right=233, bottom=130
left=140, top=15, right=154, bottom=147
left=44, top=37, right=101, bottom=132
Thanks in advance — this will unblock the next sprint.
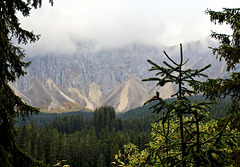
left=12, top=39, right=228, bottom=112
left=19, top=0, right=239, bottom=57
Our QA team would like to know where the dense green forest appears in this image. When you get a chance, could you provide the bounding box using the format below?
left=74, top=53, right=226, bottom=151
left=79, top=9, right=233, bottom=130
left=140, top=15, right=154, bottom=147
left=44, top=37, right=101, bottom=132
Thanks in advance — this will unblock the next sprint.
left=15, top=96, right=232, bottom=167
left=15, top=106, right=155, bottom=167
left=1, top=0, right=239, bottom=166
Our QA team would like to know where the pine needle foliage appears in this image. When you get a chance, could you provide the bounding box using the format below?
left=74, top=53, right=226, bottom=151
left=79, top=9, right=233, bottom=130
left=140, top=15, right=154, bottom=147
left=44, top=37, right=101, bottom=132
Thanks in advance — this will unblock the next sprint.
left=140, top=44, right=238, bottom=166
left=206, top=8, right=240, bottom=72
left=195, top=8, right=240, bottom=132
left=0, top=0, right=53, bottom=166
left=193, top=8, right=240, bottom=166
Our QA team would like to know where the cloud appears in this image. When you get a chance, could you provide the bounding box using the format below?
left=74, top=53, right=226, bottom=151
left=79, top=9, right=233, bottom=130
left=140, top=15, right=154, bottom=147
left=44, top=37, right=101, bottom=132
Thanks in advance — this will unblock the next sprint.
left=18, top=0, right=240, bottom=56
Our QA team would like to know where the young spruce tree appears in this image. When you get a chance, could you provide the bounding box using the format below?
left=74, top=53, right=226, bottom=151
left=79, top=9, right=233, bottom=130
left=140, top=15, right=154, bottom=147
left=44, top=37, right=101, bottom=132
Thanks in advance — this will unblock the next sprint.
left=114, top=44, right=238, bottom=167
left=143, top=44, right=212, bottom=166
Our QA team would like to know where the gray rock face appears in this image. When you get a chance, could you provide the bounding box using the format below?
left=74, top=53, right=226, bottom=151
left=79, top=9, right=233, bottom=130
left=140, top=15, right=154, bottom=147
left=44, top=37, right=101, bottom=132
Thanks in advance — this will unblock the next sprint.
left=12, top=41, right=228, bottom=112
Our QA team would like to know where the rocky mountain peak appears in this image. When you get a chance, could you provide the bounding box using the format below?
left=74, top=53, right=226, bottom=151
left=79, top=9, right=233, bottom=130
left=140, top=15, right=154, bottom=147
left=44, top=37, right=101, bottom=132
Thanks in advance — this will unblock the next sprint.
left=12, top=41, right=229, bottom=112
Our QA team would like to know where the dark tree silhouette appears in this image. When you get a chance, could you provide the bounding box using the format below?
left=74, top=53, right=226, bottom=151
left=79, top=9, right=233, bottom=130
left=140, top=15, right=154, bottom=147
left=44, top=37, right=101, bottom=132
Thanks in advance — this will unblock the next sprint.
left=0, top=0, right=53, bottom=166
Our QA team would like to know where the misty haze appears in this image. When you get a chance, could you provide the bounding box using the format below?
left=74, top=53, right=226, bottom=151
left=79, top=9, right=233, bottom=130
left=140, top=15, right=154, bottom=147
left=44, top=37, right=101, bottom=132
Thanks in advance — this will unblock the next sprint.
left=1, top=0, right=240, bottom=167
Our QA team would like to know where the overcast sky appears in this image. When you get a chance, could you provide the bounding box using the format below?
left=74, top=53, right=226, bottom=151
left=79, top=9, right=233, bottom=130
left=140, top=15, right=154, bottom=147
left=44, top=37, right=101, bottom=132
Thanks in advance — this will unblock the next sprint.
left=18, top=0, right=240, bottom=56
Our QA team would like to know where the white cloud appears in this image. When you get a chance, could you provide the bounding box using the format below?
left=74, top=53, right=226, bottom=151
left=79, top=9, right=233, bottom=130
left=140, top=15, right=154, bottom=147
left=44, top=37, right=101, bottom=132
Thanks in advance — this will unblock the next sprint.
left=18, top=0, right=240, bottom=56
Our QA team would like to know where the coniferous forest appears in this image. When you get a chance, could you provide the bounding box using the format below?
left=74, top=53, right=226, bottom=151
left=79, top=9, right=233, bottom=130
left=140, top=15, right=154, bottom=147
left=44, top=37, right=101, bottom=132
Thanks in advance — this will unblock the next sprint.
left=1, top=0, right=240, bottom=167
left=15, top=106, right=155, bottom=167
left=14, top=96, right=233, bottom=167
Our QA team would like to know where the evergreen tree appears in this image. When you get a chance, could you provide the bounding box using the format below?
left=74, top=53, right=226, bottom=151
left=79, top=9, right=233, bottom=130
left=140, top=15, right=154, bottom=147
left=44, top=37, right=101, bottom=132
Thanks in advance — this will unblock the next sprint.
left=58, top=133, right=69, bottom=160
left=49, top=129, right=59, bottom=165
left=97, top=153, right=107, bottom=167
left=143, top=44, right=210, bottom=166
left=195, top=8, right=240, bottom=128
left=114, top=44, right=238, bottom=167
left=194, top=7, right=240, bottom=165
left=67, top=132, right=81, bottom=166
left=93, top=106, right=116, bottom=133
left=0, top=0, right=53, bottom=166
left=36, top=127, right=46, bottom=162
left=80, top=133, right=94, bottom=167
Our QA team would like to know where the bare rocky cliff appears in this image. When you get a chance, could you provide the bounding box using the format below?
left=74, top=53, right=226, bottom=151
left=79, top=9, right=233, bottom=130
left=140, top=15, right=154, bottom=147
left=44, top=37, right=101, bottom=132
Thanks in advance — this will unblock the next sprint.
left=12, top=41, right=228, bottom=112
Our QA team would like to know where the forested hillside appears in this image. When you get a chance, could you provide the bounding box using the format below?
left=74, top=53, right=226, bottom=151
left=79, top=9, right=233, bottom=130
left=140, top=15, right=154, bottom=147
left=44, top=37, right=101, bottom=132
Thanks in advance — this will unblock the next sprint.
left=16, top=95, right=230, bottom=127
left=16, top=106, right=155, bottom=167
left=15, top=96, right=231, bottom=167
left=118, top=95, right=230, bottom=120
left=1, top=0, right=239, bottom=166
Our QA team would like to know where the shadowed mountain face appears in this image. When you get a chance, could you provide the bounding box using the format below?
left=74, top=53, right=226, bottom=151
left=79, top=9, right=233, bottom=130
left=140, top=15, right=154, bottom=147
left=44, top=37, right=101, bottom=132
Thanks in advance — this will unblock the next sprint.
left=12, top=41, right=228, bottom=113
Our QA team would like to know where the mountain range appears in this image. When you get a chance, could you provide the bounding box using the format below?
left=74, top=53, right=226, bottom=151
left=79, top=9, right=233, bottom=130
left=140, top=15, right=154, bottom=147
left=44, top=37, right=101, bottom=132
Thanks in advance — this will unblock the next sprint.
left=11, top=40, right=228, bottom=113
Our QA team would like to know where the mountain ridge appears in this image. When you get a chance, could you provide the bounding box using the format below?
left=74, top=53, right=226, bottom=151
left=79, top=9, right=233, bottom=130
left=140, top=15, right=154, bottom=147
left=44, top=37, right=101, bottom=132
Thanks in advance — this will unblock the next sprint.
left=12, top=40, right=228, bottom=112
